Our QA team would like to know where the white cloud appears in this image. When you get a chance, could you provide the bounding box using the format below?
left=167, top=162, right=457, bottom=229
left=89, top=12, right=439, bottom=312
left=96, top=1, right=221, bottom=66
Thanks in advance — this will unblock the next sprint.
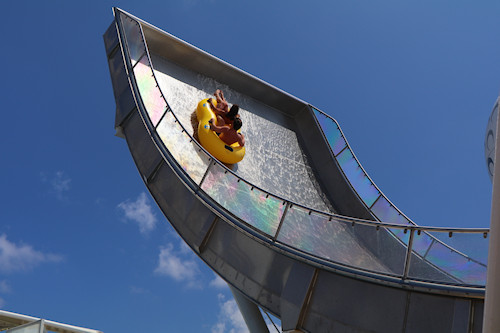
left=266, top=316, right=282, bottom=333
left=0, top=234, right=63, bottom=273
left=154, top=243, right=201, bottom=288
left=0, top=280, right=10, bottom=294
left=209, top=274, right=228, bottom=289
left=179, top=240, right=192, bottom=254
left=41, top=171, right=71, bottom=200
left=118, top=192, right=158, bottom=234
left=130, top=285, right=150, bottom=295
left=211, top=293, right=282, bottom=333
left=212, top=294, right=248, bottom=333
left=52, top=171, right=71, bottom=193
left=0, top=280, right=10, bottom=308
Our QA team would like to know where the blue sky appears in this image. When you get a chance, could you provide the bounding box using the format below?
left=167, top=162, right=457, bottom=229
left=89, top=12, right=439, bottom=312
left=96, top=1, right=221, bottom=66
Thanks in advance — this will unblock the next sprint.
left=2, top=1, right=500, bottom=332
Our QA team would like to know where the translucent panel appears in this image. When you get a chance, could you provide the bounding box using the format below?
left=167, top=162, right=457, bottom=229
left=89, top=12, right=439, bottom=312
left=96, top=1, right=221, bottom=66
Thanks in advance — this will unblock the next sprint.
left=278, top=206, right=396, bottom=274
left=370, top=196, right=412, bottom=244
left=410, top=231, right=434, bottom=257
left=410, top=236, right=486, bottom=286
left=278, top=207, right=360, bottom=264
left=120, top=14, right=145, bottom=66
left=157, top=112, right=211, bottom=184
left=425, top=245, right=485, bottom=285
left=386, top=227, right=410, bottom=246
left=336, top=149, right=380, bottom=207
left=133, top=58, right=167, bottom=126
left=7, top=321, right=45, bottom=333
left=431, top=231, right=489, bottom=266
left=346, top=223, right=404, bottom=275
left=409, top=231, right=488, bottom=286
left=313, top=109, right=346, bottom=155
left=371, top=196, right=410, bottom=225
left=201, top=163, right=286, bottom=236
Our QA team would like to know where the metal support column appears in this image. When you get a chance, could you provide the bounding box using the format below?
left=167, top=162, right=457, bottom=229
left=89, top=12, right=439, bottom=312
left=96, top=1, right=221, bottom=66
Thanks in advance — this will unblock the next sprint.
left=229, top=285, right=269, bottom=333
left=484, top=107, right=500, bottom=332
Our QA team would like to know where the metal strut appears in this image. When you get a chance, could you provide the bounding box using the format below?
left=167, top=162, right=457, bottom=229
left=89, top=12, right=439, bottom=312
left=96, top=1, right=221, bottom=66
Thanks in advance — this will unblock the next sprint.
left=229, top=285, right=269, bottom=333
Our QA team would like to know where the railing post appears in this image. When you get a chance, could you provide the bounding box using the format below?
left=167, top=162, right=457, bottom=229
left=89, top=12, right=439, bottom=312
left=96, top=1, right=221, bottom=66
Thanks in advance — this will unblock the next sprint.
left=402, top=228, right=415, bottom=281
left=196, top=159, right=214, bottom=191
left=273, top=202, right=291, bottom=241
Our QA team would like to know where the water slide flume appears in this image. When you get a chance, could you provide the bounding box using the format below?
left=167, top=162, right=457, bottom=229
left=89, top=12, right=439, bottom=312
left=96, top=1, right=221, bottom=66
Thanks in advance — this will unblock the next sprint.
left=104, top=8, right=489, bottom=332
left=196, top=98, right=245, bottom=164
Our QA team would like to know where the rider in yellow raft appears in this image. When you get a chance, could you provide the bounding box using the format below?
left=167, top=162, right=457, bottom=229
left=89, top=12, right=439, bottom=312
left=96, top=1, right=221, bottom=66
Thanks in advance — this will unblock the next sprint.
left=207, top=92, right=245, bottom=148
left=196, top=90, right=245, bottom=164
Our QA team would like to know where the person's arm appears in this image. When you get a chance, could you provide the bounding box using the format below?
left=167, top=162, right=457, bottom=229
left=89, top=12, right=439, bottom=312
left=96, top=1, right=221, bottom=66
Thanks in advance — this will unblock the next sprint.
left=208, top=98, right=227, bottom=116
left=208, top=119, right=229, bottom=133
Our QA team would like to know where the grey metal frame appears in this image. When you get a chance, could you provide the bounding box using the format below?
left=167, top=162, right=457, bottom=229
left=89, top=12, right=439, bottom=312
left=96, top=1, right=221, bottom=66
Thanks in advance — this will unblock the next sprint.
left=113, top=7, right=488, bottom=291
left=105, top=7, right=489, bottom=332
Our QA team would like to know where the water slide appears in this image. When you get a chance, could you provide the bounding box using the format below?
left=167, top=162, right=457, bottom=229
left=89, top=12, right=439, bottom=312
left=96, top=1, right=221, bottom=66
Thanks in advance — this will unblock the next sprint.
left=104, top=8, right=489, bottom=332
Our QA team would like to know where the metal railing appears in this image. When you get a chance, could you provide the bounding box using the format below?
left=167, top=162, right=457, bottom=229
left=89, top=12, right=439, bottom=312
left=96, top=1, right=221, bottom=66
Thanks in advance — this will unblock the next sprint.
left=114, top=8, right=489, bottom=291
left=312, top=109, right=489, bottom=285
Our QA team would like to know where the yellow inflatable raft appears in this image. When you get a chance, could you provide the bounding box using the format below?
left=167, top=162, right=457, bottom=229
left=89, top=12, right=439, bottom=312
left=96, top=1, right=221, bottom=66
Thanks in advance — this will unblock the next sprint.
left=196, top=98, right=245, bottom=164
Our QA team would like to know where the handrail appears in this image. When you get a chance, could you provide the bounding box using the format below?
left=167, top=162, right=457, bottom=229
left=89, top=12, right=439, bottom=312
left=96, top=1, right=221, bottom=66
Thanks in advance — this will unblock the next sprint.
left=311, top=107, right=489, bottom=271
left=113, top=8, right=489, bottom=290
left=312, top=107, right=414, bottom=222
left=117, top=7, right=490, bottom=235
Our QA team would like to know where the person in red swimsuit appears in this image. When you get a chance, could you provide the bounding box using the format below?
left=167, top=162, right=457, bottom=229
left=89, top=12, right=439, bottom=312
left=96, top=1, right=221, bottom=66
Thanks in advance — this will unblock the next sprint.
left=209, top=117, right=245, bottom=147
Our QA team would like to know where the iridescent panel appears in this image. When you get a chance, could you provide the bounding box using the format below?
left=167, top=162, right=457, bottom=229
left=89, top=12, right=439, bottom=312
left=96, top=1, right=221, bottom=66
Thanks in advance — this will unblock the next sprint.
left=415, top=231, right=488, bottom=285
left=201, top=163, right=285, bottom=236
left=409, top=235, right=487, bottom=286
left=336, top=149, right=380, bottom=207
left=371, top=197, right=411, bottom=243
left=431, top=231, right=489, bottom=266
left=313, top=109, right=346, bottom=155
left=371, top=197, right=410, bottom=225
left=278, top=206, right=394, bottom=274
left=120, top=14, right=145, bottom=66
left=385, top=227, right=410, bottom=247
left=157, top=112, right=211, bottom=184
left=410, top=231, right=434, bottom=257
left=133, top=58, right=167, bottom=126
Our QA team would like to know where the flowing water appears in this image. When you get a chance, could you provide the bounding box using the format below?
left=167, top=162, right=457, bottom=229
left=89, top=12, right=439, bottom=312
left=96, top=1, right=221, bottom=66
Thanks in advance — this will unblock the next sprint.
left=151, top=54, right=334, bottom=213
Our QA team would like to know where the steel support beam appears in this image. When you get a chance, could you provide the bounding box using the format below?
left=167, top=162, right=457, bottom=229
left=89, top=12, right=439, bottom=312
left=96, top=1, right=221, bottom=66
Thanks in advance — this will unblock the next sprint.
left=229, top=285, right=269, bottom=333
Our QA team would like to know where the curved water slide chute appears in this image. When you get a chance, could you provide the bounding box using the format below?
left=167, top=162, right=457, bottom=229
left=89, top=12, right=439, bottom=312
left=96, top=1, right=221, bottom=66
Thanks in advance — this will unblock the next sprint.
left=104, top=8, right=489, bottom=332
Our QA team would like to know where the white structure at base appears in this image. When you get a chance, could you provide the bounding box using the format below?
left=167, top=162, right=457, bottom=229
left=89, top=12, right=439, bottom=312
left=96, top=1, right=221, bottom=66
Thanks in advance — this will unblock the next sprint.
left=0, top=310, right=102, bottom=333
left=483, top=99, right=500, bottom=332
left=485, top=98, right=499, bottom=181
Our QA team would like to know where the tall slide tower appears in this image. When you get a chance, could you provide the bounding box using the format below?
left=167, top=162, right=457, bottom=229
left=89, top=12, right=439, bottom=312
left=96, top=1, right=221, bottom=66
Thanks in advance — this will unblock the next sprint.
left=104, top=8, right=489, bottom=332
